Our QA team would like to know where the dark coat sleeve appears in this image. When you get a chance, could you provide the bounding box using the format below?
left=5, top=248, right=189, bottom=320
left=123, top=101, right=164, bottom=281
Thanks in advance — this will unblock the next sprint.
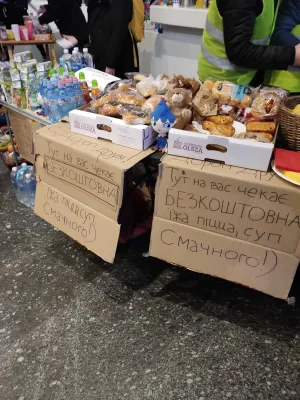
left=217, top=0, right=295, bottom=70
left=105, top=0, right=133, bottom=69
left=271, top=0, right=300, bottom=47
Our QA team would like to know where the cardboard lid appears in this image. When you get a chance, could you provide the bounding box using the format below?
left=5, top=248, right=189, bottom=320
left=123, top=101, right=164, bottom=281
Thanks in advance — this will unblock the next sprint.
left=35, top=122, right=154, bottom=171
left=162, top=155, right=299, bottom=192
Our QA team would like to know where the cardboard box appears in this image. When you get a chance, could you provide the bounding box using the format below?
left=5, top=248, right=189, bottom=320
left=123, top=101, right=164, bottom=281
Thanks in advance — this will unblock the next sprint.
left=69, top=109, right=157, bottom=151
left=150, top=217, right=298, bottom=299
left=34, top=122, right=154, bottom=262
left=35, top=181, right=120, bottom=263
left=8, top=110, right=42, bottom=163
left=154, top=155, right=300, bottom=256
left=167, top=127, right=275, bottom=171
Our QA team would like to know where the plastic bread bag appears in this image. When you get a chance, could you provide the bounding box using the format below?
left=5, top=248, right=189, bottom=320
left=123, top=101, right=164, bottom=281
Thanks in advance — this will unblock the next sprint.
left=118, top=105, right=151, bottom=125
left=92, top=91, right=120, bottom=112
left=116, top=90, right=145, bottom=107
left=251, top=92, right=281, bottom=120
left=142, top=95, right=163, bottom=113
left=100, top=79, right=132, bottom=97
left=125, top=72, right=149, bottom=83
left=259, top=85, right=289, bottom=100
left=136, top=76, right=158, bottom=97
left=98, top=102, right=121, bottom=118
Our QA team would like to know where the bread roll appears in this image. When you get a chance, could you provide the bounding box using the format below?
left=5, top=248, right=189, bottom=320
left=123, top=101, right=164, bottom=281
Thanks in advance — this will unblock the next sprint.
left=246, top=120, right=276, bottom=134
left=206, top=115, right=233, bottom=125
left=203, top=120, right=235, bottom=137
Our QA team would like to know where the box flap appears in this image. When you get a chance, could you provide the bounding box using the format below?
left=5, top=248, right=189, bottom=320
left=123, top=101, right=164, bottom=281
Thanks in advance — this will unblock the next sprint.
left=8, top=109, right=39, bottom=164
left=150, top=217, right=298, bottom=299
left=35, top=181, right=120, bottom=263
left=154, top=156, right=300, bottom=255
left=34, top=122, right=154, bottom=220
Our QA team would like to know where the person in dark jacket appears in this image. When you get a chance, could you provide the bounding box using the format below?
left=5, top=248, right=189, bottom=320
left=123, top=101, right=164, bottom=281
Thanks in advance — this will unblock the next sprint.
left=38, top=0, right=88, bottom=48
left=267, top=0, right=300, bottom=92
left=87, top=0, right=139, bottom=77
left=198, top=0, right=300, bottom=86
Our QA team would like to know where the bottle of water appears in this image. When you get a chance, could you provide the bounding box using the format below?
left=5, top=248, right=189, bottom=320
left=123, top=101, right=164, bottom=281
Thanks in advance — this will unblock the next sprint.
left=82, top=48, right=93, bottom=68
left=11, top=166, right=20, bottom=201
left=57, top=80, right=69, bottom=118
left=65, top=78, right=77, bottom=112
left=48, top=82, right=60, bottom=123
left=42, top=80, right=52, bottom=117
left=62, top=49, right=72, bottom=71
left=71, top=50, right=82, bottom=72
left=24, top=172, right=36, bottom=209
left=28, top=73, right=40, bottom=110
left=59, top=57, right=68, bottom=74
left=75, top=77, right=85, bottom=107
left=16, top=163, right=30, bottom=205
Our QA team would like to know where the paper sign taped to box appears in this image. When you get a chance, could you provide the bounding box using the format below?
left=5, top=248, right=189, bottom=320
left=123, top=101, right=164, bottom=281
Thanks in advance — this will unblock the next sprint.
left=8, top=109, right=41, bottom=164
left=35, top=181, right=120, bottom=263
left=150, top=217, right=298, bottom=299
left=155, top=155, right=300, bottom=256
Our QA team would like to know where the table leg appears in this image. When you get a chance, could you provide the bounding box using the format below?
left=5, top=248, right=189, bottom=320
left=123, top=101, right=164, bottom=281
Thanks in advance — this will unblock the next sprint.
left=45, top=44, right=50, bottom=61
left=7, top=46, right=13, bottom=60
left=49, top=44, right=57, bottom=65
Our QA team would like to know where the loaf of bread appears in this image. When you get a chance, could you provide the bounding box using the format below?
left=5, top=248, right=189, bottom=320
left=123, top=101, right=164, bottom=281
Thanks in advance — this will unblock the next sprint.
left=246, top=120, right=276, bottom=134
left=206, top=115, right=233, bottom=125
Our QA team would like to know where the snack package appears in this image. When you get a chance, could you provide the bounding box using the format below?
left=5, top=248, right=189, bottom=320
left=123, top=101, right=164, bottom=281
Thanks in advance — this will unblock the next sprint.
left=142, top=95, right=163, bottom=113
left=101, top=79, right=132, bottom=97
left=204, top=80, right=254, bottom=108
left=136, top=76, right=158, bottom=97
left=116, top=90, right=145, bottom=107
left=98, top=102, right=121, bottom=118
left=118, top=105, right=151, bottom=125
left=125, top=72, right=148, bottom=82
left=192, top=88, right=218, bottom=117
left=251, top=92, right=281, bottom=119
left=259, top=86, right=289, bottom=100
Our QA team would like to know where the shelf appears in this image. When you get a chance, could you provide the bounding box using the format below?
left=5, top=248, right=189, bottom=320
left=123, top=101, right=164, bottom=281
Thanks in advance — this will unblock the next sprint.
left=150, top=5, right=208, bottom=29
left=0, top=100, right=51, bottom=126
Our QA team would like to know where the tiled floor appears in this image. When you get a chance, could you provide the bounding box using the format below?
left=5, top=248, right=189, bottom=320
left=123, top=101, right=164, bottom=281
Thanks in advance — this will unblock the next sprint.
left=0, top=160, right=300, bottom=400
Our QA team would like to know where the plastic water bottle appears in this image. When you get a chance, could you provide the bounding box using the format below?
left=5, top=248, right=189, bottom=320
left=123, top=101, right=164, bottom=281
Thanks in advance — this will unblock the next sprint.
left=62, top=49, right=72, bottom=71
left=57, top=80, right=69, bottom=118
left=65, top=78, right=77, bottom=112
left=71, top=50, right=82, bottom=72
left=42, top=80, right=52, bottom=117
left=59, top=57, right=68, bottom=74
left=24, top=172, right=36, bottom=209
left=48, top=82, right=60, bottom=123
left=28, top=73, right=40, bottom=110
left=16, top=163, right=30, bottom=205
left=82, top=48, right=93, bottom=68
left=11, top=166, right=21, bottom=201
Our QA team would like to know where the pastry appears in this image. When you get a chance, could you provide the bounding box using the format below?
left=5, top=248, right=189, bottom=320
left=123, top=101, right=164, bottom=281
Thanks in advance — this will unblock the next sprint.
left=245, top=131, right=274, bottom=143
left=203, top=120, right=235, bottom=137
left=118, top=92, right=145, bottom=106
left=206, top=115, right=233, bottom=125
left=122, top=111, right=151, bottom=125
left=134, top=73, right=148, bottom=82
left=246, top=120, right=276, bottom=134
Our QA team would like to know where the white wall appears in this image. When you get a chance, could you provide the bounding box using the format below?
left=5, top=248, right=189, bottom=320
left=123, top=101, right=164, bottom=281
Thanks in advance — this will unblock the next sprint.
left=139, top=26, right=202, bottom=78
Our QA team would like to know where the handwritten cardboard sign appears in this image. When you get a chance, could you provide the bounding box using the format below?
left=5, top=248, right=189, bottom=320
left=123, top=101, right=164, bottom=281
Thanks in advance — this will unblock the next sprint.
left=35, top=181, right=120, bottom=263
left=150, top=217, right=298, bottom=299
left=155, top=155, right=300, bottom=256
left=34, top=122, right=154, bottom=220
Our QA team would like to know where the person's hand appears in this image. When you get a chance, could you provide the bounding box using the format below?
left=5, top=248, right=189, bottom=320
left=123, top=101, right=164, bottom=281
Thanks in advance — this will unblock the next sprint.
left=105, top=67, right=115, bottom=76
left=294, top=44, right=300, bottom=67
left=35, top=21, right=44, bottom=32
left=62, top=35, right=78, bottom=46
left=38, top=5, right=47, bottom=14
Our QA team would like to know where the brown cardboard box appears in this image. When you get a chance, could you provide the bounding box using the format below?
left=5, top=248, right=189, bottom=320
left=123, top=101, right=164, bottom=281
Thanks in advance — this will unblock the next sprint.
left=154, top=155, right=300, bottom=256
left=8, top=109, right=42, bottom=164
left=150, top=217, right=298, bottom=299
left=34, top=122, right=154, bottom=262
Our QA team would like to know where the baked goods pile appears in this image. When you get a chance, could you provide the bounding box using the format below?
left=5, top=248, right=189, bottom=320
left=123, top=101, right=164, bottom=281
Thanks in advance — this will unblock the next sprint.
left=86, top=74, right=199, bottom=127
left=85, top=73, right=288, bottom=144
left=188, top=80, right=288, bottom=143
